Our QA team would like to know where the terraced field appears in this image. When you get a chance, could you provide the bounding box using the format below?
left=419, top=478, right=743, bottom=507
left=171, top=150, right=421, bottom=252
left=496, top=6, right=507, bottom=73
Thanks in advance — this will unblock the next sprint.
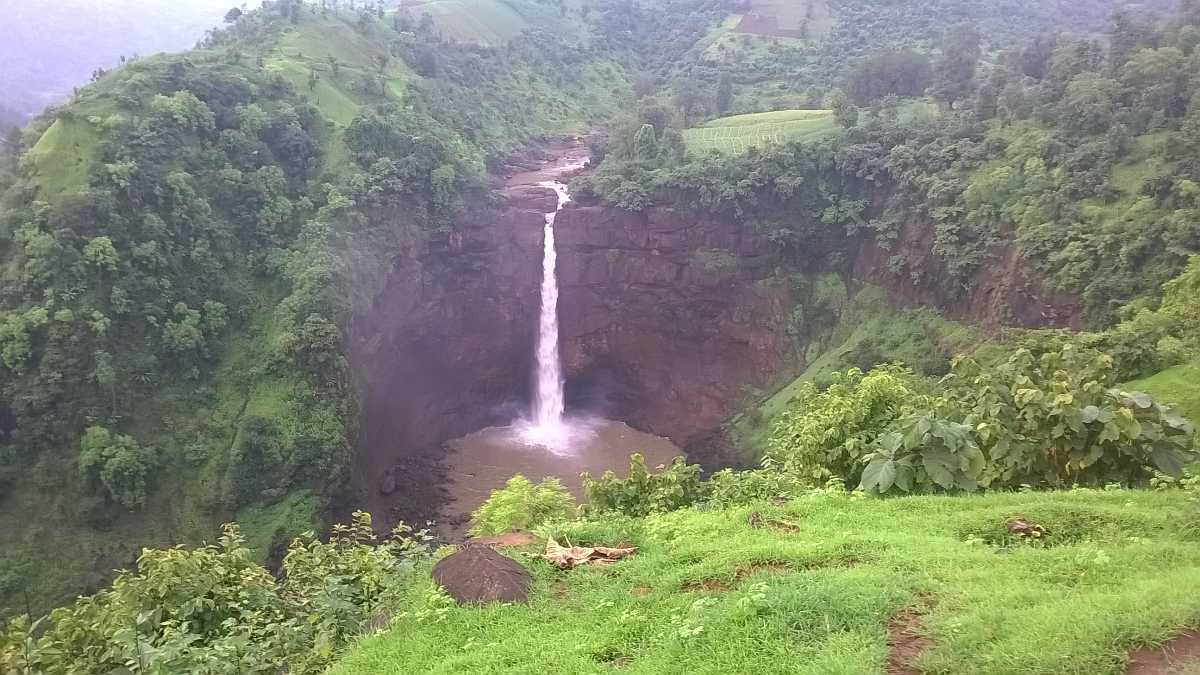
left=683, top=109, right=837, bottom=155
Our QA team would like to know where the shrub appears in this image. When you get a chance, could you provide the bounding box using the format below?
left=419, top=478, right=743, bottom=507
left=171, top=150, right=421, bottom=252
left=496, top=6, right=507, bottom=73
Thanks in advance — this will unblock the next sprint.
left=858, top=347, right=1199, bottom=494
left=78, top=426, right=158, bottom=509
left=706, top=463, right=812, bottom=507
left=0, top=513, right=429, bottom=674
left=582, top=454, right=706, bottom=517
left=766, top=366, right=928, bottom=485
left=470, top=475, right=576, bottom=536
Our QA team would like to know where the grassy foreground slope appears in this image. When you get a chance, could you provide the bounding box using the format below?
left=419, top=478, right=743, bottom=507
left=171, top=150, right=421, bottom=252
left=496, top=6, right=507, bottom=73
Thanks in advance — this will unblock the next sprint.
left=334, top=489, right=1200, bottom=674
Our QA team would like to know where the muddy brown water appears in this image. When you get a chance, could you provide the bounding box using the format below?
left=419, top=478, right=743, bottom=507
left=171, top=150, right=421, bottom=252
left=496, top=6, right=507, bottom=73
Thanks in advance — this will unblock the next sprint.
left=440, top=418, right=680, bottom=536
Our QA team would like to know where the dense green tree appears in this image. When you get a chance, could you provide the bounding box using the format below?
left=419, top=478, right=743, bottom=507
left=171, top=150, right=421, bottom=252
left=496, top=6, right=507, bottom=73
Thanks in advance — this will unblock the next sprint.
left=79, top=426, right=157, bottom=509
left=930, top=23, right=982, bottom=108
left=1173, top=92, right=1200, bottom=177
left=1060, top=72, right=1118, bottom=135
left=845, top=48, right=933, bottom=105
left=715, top=71, right=734, bottom=114
left=1120, top=47, right=1188, bottom=128
left=830, top=89, right=859, bottom=128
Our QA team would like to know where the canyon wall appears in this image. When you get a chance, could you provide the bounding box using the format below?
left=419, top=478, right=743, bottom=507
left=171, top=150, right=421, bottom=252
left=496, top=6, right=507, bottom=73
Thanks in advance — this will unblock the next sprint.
left=554, top=205, right=799, bottom=451
left=344, top=185, right=552, bottom=525
left=346, top=166, right=1082, bottom=526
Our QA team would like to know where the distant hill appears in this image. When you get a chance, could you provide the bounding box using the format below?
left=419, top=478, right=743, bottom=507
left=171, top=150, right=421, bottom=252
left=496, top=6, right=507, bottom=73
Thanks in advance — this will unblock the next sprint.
left=0, top=0, right=232, bottom=118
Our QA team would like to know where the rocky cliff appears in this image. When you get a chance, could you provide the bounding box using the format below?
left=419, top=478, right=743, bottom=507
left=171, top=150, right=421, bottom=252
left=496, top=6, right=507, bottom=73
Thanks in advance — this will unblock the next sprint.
left=344, top=184, right=550, bottom=527
left=346, top=155, right=1083, bottom=528
left=555, top=205, right=799, bottom=453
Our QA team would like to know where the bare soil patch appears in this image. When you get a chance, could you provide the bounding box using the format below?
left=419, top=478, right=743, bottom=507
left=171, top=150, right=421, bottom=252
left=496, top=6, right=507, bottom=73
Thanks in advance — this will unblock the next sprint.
left=886, top=612, right=933, bottom=675
left=734, top=562, right=794, bottom=580
left=1127, top=630, right=1200, bottom=674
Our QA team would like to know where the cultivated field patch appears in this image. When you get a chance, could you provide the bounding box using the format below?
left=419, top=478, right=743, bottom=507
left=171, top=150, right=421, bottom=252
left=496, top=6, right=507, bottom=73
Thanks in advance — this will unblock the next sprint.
left=683, top=109, right=837, bottom=154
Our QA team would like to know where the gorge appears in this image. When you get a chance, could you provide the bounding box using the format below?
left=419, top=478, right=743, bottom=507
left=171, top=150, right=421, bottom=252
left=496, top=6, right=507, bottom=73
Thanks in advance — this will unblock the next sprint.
left=344, top=138, right=1083, bottom=536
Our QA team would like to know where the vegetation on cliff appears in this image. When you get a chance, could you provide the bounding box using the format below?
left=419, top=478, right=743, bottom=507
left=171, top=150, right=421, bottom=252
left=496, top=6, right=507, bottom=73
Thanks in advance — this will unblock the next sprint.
left=3, top=0, right=1200, bottom=671
left=586, top=1, right=1200, bottom=326
left=0, top=0, right=627, bottom=616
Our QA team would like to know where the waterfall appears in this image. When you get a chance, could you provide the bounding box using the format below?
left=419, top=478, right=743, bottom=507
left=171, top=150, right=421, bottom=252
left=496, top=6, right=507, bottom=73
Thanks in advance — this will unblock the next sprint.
left=520, top=179, right=573, bottom=446
left=533, top=180, right=570, bottom=425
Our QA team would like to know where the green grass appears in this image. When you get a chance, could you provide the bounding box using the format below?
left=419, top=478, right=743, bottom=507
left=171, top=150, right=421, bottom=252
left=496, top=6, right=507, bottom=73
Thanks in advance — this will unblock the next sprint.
left=266, top=58, right=363, bottom=126
left=1126, top=360, right=1200, bottom=423
left=236, top=489, right=321, bottom=561
left=334, top=489, right=1200, bottom=674
left=683, top=109, right=837, bottom=155
left=729, top=288, right=978, bottom=459
left=269, top=14, right=412, bottom=126
left=405, top=0, right=530, bottom=45
left=25, top=116, right=100, bottom=200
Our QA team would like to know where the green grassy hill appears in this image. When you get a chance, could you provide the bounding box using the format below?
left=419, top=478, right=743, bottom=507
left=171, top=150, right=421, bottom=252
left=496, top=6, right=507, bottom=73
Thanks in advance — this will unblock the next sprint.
left=268, top=14, right=414, bottom=126
left=334, top=488, right=1200, bottom=674
left=401, top=0, right=587, bottom=46
left=405, top=0, right=531, bottom=45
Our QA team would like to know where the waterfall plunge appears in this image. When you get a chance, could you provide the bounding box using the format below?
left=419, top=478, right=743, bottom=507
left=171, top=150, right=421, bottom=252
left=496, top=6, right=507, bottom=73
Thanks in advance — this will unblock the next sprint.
left=517, top=179, right=576, bottom=449
left=533, top=180, right=569, bottom=427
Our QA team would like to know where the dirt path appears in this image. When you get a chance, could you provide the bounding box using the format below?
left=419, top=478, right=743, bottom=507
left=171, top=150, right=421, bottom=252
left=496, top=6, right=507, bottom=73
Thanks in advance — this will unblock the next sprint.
left=886, top=612, right=932, bottom=675
left=1128, top=631, right=1200, bottom=674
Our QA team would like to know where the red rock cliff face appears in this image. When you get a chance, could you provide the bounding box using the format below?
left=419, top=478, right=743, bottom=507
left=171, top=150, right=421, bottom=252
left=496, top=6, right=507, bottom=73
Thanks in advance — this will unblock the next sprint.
left=346, top=176, right=1082, bottom=525
left=852, top=218, right=1084, bottom=329
left=554, top=204, right=799, bottom=447
left=344, top=186, right=551, bottom=525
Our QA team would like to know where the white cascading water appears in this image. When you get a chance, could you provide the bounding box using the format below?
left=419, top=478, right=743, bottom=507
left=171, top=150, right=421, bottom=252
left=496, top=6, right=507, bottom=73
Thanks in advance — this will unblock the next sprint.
left=518, top=179, right=574, bottom=447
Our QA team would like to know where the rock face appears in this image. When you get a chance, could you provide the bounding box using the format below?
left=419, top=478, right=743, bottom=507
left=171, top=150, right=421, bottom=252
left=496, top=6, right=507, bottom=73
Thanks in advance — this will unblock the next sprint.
left=555, top=205, right=799, bottom=451
left=345, top=185, right=550, bottom=529
left=852, top=218, right=1084, bottom=329
left=345, top=148, right=1083, bottom=530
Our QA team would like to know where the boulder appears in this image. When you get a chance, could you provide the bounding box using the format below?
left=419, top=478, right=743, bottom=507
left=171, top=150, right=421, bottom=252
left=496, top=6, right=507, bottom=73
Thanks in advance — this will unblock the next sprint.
left=431, top=543, right=532, bottom=604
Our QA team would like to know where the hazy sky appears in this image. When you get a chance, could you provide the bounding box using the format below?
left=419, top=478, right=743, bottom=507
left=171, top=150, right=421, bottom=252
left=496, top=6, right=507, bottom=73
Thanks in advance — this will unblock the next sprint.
left=0, top=0, right=237, bottom=117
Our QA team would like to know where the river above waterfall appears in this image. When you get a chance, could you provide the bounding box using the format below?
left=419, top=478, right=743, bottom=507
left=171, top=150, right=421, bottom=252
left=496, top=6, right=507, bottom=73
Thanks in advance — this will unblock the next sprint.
left=441, top=418, right=681, bottom=534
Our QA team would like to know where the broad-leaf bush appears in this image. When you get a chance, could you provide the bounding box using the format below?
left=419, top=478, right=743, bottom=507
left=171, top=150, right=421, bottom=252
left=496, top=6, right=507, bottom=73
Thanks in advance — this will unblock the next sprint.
left=582, top=454, right=706, bottom=517
left=766, top=366, right=930, bottom=485
left=944, top=346, right=1196, bottom=488
left=469, top=475, right=576, bottom=536
left=771, top=348, right=1197, bottom=495
left=0, top=513, right=429, bottom=674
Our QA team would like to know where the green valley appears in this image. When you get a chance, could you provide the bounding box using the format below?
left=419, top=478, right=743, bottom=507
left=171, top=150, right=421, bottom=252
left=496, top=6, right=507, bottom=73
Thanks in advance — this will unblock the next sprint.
left=2, top=0, right=1200, bottom=672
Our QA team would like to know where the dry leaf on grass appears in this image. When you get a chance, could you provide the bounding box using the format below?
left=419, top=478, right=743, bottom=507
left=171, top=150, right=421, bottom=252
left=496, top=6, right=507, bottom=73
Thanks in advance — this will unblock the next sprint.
left=543, top=538, right=637, bottom=569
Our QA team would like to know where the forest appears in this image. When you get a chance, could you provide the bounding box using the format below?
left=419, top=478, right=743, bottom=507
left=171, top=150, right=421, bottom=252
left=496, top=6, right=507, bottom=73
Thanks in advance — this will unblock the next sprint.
left=2, top=0, right=1200, bottom=672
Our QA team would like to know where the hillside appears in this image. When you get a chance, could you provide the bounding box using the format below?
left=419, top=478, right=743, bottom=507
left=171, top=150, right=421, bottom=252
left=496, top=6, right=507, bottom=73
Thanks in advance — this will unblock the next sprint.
left=335, top=489, right=1200, bottom=674
left=2, top=0, right=1200, bottom=671
left=0, top=0, right=627, bottom=616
